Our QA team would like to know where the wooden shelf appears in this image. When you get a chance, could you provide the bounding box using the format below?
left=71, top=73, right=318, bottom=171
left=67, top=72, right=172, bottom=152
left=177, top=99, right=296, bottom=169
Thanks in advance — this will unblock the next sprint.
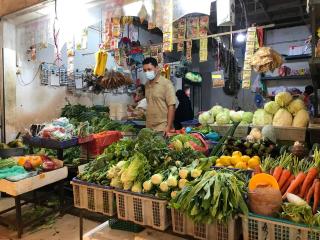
left=261, top=75, right=311, bottom=81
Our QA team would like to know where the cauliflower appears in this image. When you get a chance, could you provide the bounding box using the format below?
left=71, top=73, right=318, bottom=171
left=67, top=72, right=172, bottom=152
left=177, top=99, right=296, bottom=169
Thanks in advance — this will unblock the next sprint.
left=252, top=109, right=273, bottom=125
left=273, top=108, right=293, bottom=127
left=287, top=99, right=306, bottom=116
left=275, top=92, right=293, bottom=107
left=292, top=109, right=309, bottom=127
left=264, top=101, right=280, bottom=114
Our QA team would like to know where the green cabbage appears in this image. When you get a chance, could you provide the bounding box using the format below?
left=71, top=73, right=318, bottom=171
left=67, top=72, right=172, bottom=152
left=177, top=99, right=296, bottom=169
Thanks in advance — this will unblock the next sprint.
left=216, top=111, right=231, bottom=125
left=230, top=110, right=242, bottom=123
left=252, top=109, right=273, bottom=126
left=275, top=92, right=293, bottom=107
left=210, top=105, right=223, bottom=117
left=273, top=108, right=293, bottom=127
left=287, top=99, right=306, bottom=116
left=242, top=112, right=253, bottom=124
left=264, top=101, right=280, bottom=114
left=199, top=111, right=214, bottom=125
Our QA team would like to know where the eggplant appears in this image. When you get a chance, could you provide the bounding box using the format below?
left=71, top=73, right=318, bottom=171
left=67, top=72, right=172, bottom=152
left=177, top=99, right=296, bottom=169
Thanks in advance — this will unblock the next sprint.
left=24, top=160, right=33, bottom=171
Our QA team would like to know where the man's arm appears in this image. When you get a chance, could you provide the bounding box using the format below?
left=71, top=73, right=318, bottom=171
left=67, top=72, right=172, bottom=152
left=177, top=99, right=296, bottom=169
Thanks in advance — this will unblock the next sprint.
left=165, top=105, right=175, bottom=135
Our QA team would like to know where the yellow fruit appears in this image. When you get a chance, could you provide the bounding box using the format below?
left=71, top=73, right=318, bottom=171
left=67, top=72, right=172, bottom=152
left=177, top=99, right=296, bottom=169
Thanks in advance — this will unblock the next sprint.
left=235, top=161, right=247, bottom=169
left=215, top=163, right=224, bottom=167
left=216, top=159, right=221, bottom=164
left=232, top=151, right=242, bottom=157
left=230, top=156, right=241, bottom=166
left=241, top=155, right=251, bottom=163
left=227, top=165, right=234, bottom=168
left=248, top=158, right=260, bottom=169
left=252, top=156, right=261, bottom=162
left=220, top=156, right=231, bottom=166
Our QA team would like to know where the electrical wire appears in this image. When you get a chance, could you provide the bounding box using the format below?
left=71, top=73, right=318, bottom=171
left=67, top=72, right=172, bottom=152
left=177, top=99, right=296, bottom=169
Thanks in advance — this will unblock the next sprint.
left=17, top=64, right=42, bottom=86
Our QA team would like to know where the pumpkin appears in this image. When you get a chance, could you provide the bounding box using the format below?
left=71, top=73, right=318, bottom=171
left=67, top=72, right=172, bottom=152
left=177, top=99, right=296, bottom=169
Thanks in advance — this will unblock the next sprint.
left=249, top=173, right=279, bottom=191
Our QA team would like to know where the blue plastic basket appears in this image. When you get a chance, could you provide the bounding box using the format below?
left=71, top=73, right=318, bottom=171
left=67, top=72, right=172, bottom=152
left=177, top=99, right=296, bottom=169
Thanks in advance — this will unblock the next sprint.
left=181, top=119, right=200, bottom=127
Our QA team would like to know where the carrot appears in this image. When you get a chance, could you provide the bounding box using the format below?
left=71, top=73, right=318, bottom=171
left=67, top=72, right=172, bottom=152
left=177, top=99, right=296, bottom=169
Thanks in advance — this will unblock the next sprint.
left=283, top=172, right=306, bottom=199
left=313, top=181, right=320, bottom=214
left=278, top=169, right=292, bottom=189
left=300, top=167, right=319, bottom=198
left=281, top=175, right=295, bottom=195
left=273, top=166, right=283, bottom=181
left=306, top=179, right=318, bottom=204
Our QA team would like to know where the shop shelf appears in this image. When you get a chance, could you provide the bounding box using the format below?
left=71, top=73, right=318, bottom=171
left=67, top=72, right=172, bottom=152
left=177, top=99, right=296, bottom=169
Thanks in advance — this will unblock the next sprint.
left=261, top=75, right=311, bottom=81
left=22, top=136, right=78, bottom=149
left=283, top=54, right=311, bottom=60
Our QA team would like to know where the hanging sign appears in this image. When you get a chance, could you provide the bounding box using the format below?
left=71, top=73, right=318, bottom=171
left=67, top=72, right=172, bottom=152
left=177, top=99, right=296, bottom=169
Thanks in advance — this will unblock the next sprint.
left=162, top=0, right=173, bottom=52
left=212, top=70, right=225, bottom=88
left=242, top=27, right=257, bottom=89
left=186, top=40, right=192, bottom=62
left=199, top=38, right=208, bottom=62
left=199, top=16, right=209, bottom=37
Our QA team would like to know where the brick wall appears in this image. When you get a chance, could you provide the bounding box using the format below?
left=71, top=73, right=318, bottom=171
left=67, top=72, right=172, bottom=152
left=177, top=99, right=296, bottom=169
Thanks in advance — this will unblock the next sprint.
left=0, top=0, right=45, bottom=17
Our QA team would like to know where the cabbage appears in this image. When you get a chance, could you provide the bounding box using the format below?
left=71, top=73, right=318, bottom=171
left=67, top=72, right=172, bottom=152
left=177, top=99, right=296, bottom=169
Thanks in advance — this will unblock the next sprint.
left=242, top=112, right=254, bottom=124
left=210, top=105, right=223, bottom=117
left=199, top=111, right=214, bottom=125
left=264, top=101, right=280, bottom=114
left=230, top=110, right=242, bottom=123
left=216, top=111, right=230, bottom=125
left=252, top=109, right=273, bottom=125
left=292, top=109, right=309, bottom=127
left=273, top=108, right=293, bottom=127
left=287, top=99, right=306, bottom=116
left=275, top=92, right=293, bottom=107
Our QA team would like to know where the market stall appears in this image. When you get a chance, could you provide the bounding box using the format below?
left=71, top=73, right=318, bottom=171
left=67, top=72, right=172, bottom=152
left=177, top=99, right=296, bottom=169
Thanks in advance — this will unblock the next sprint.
left=1, top=0, right=320, bottom=239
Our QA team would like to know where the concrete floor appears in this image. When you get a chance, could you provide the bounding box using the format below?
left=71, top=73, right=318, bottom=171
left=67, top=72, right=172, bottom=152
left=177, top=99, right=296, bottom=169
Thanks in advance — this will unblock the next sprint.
left=0, top=197, right=100, bottom=240
left=0, top=198, right=184, bottom=240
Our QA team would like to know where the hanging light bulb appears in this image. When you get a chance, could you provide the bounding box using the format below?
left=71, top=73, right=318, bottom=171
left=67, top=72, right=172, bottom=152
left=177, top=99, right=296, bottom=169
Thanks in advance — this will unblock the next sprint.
left=236, top=33, right=246, bottom=43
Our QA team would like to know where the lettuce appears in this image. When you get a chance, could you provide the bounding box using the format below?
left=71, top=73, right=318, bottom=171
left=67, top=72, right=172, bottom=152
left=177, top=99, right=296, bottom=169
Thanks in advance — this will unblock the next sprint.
left=252, top=109, right=273, bottom=126
left=216, top=111, right=231, bottom=125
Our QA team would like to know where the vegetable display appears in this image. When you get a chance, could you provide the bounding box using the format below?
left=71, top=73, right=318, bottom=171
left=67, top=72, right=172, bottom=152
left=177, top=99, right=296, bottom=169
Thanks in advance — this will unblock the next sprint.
left=170, top=169, right=248, bottom=223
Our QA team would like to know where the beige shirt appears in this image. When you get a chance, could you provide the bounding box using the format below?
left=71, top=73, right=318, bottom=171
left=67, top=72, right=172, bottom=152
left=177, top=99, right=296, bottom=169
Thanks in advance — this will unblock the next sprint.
left=145, top=75, right=176, bottom=132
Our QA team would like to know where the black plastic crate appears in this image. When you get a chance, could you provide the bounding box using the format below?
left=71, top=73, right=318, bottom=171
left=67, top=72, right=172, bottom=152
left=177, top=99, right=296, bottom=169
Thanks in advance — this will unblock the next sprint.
left=109, top=218, right=145, bottom=233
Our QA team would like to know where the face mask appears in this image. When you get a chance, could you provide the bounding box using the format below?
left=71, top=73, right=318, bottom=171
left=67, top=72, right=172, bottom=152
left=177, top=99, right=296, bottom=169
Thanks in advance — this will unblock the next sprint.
left=145, top=71, right=156, bottom=80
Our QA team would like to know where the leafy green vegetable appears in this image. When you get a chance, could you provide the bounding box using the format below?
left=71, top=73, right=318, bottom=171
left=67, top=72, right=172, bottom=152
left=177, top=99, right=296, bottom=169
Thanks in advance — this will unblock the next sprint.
left=170, top=169, right=248, bottom=224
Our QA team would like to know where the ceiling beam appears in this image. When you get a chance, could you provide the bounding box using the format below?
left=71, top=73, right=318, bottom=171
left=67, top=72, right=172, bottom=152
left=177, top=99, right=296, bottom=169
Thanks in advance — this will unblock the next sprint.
left=247, top=0, right=303, bottom=16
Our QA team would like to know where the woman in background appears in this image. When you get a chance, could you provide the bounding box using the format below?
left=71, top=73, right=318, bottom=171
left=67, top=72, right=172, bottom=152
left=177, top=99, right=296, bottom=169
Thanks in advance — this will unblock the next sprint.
left=127, top=84, right=147, bottom=119
left=174, top=88, right=194, bottom=130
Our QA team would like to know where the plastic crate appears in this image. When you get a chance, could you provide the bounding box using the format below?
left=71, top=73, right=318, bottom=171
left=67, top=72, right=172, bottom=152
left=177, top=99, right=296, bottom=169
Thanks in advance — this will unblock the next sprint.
left=109, top=218, right=145, bottom=233
left=78, top=134, right=94, bottom=144
left=87, top=131, right=122, bottom=155
left=171, top=209, right=240, bottom=240
left=71, top=179, right=116, bottom=216
left=241, top=213, right=320, bottom=240
left=114, top=190, right=171, bottom=231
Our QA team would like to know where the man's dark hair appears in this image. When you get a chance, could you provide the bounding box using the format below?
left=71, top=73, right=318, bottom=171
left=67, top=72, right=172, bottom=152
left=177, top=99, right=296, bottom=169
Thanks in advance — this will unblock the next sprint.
left=142, top=57, right=158, bottom=67
left=305, top=85, right=314, bottom=95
